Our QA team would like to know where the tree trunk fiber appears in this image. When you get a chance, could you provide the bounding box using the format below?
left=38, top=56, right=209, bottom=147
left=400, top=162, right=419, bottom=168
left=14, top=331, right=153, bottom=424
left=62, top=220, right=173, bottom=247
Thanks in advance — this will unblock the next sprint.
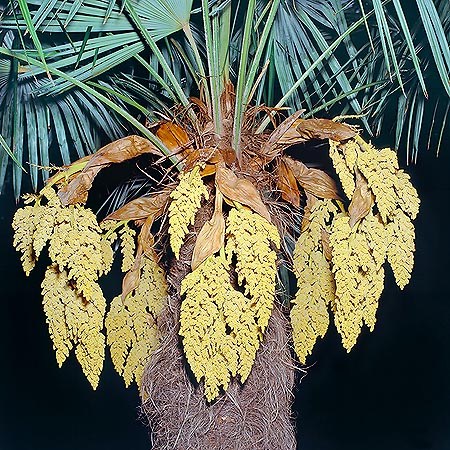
left=141, top=235, right=297, bottom=449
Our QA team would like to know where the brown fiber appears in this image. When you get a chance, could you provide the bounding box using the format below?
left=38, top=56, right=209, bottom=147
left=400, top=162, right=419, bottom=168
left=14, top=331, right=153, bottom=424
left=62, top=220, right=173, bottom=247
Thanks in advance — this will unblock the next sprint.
left=141, top=196, right=298, bottom=449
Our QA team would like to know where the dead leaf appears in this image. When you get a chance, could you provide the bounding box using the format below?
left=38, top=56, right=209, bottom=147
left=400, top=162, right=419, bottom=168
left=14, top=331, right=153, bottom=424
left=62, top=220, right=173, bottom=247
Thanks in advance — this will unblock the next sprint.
left=278, top=118, right=355, bottom=146
left=191, top=193, right=225, bottom=270
left=104, top=191, right=171, bottom=222
left=348, top=169, right=373, bottom=228
left=284, top=157, right=340, bottom=200
left=277, top=160, right=301, bottom=207
left=215, top=162, right=272, bottom=223
left=58, top=136, right=163, bottom=205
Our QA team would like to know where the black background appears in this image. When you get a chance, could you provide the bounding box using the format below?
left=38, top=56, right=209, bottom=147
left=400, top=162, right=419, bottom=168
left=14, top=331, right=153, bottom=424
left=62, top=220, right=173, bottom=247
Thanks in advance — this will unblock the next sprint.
left=0, top=134, right=449, bottom=450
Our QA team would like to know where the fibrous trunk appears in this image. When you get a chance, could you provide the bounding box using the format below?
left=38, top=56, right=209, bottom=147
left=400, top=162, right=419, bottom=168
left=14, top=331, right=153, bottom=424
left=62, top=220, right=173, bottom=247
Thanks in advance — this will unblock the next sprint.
left=141, top=229, right=297, bottom=449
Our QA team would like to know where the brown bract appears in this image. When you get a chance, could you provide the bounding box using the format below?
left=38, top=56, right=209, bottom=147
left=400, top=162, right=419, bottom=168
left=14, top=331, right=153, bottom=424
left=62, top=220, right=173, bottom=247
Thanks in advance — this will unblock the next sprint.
left=277, top=118, right=355, bottom=145
left=283, top=156, right=340, bottom=200
left=104, top=191, right=171, bottom=222
left=277, top=160, right=301, bottom=207
left=191, top=194, right=225, bottom=271
left=261, top=110, right=304, bottom=161
left=121, top=246, right=143, bottom=301
left=348, top=169, right=373, bottom=228
left=215, top=162, right=271, bottom=223
left=156, top=122, right=190, bottom=150
left=200, top=164, right=217, bottom=177
left=138, top=218, right=158, bottom=261
left=156, top=121, right=193, bottom=163
left=183, top=147, right=219, bottom=173
left=58, top=136, right=163, bottom=206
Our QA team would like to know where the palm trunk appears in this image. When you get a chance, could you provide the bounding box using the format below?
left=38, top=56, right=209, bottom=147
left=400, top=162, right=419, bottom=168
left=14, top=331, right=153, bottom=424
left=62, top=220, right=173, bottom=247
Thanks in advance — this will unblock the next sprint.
left=141, top=227, right=297, bottom=449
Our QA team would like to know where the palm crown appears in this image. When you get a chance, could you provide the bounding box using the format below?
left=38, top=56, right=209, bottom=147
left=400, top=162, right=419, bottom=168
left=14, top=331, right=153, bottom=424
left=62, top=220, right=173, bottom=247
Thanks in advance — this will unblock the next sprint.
left=0, top=0, right=449, bottom=198
left=2, top=1, right=446, bottom=447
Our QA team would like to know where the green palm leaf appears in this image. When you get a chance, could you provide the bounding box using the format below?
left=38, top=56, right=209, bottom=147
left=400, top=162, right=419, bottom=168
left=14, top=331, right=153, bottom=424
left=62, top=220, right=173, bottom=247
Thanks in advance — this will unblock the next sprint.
left=264, top=0, right=449, bottom=157
left=0, top=0, right=195, bottom=196
left=1, top=0, right=450, bottom=198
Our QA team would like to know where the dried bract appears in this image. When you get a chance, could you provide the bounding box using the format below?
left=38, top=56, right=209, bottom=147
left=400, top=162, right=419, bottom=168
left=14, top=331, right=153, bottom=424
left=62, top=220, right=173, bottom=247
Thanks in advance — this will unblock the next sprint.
left=105, top=191, right=171, bottom=222
left=58, top=136, right=163, bottom=206
left=215, top=162, right=272, bottom=222
left=277, top=159, right=301, bottom=207
left=284, top=157, right=340, bottom=200
left=191, top=193, right=225, bottom=270
left=348, top=169, right=373, bottom=227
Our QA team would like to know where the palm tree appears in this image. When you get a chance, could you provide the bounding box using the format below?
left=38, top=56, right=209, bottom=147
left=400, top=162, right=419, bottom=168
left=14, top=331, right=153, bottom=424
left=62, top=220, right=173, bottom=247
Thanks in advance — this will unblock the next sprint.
left=1, top=1, right=448, bottom=448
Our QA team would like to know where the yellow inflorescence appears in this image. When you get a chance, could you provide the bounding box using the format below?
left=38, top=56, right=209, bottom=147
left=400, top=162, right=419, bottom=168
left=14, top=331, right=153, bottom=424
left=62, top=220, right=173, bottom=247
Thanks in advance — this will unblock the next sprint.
left=290, top=294, right=330, bottom=363
left=12, top=189, right=113, bottom=389
left=119, top=224, right=136, bottom=272
left=41, top=265, right=74, bottom=367
left=42, top=265, right=105, bottom=389
left=100, top=220, right=117, bottom=270
left=291, top=199, right=336, bottom=363
left=225, top=207, right=280, bottom=332
left=342, top=138, right=359, bottom=172
left=330, top=136, right=419, bottom=287
left=357, top=144, right=400, bottom=222
left=169, top=167, right=209, bottom=258
left=180, top=255, right=254, bottom=401
left=106, top=255, right=167, bottom=387
left=359, top=211, right=391, bottom=270
left=180, top=206, right=280, bottom=401
left=329, top=139, right=356, bottom=199
left=10, top=132, right=421, bottom=397
left=387, top=209, right=416, bottom=289
left=12, top=205, right=41, bottom=276
left=48, top=203, right=111, bottom=302
left=329, top=213, right=386, bottom=351
left=394, top=170, right=420, bottom=220
left=289, top=136, right=420, bottom=356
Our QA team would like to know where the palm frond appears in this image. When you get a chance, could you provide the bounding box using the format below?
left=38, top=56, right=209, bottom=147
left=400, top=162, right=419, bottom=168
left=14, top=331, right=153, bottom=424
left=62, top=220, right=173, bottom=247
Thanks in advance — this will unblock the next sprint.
left=2, top=0, right=194, bottom=97
left=4, top=0, right=192, bottom=36
left=416, top=0, right=450, bottom=96
left=0, top=43, right=122, bottom=196
left=262, top=0, right=449, bottom=159
left=1, top=0, right=450, bottom=200
left=232, top=0, right=257, bottom=160
left=0, top=0, right=196, bottom=196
